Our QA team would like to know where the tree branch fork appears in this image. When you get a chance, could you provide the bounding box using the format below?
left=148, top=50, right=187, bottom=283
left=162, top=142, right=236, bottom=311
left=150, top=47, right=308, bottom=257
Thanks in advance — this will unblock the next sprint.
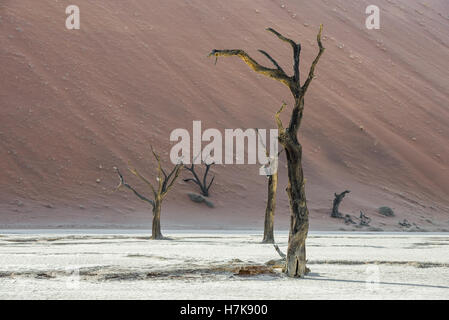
left=114, top=146, right=183, bottom=208
left=208, top=25, right=325, bottom=96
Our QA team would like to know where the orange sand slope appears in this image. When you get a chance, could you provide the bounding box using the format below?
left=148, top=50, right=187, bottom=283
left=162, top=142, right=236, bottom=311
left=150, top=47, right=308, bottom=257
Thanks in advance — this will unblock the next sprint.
left=0, top=0, right=448, bottom=230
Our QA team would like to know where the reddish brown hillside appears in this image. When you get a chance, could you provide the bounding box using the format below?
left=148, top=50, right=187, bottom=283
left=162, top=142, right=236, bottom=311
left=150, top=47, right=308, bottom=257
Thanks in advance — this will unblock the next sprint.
left=0, top=0, right=448, bottom=230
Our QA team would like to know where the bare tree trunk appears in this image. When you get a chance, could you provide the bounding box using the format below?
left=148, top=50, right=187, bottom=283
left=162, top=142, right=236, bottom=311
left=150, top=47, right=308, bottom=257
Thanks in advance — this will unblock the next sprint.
left=279, top=98, right=310, bottom=277
left=151, top=198, right=163, bottom=240
left=331, top=190, right=350, bottom=218
left=262, top=172, right=278, bottom=243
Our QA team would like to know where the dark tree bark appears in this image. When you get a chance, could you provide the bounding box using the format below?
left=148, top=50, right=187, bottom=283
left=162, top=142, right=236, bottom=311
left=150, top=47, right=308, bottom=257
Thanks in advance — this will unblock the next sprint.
left=115, top=146, right=183, bottom=240
left=183, top=162, right=215, bottom=197
left=331, top=190, right=350, bottom=218
left=210, top=25, right=325, bottom=277
left=152, top=198, right=163, bottom=239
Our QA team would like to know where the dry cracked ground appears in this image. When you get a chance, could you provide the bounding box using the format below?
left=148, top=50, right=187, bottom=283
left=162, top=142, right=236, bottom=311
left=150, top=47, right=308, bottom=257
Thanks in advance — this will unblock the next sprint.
left=0, top=232, right=448, bottom=299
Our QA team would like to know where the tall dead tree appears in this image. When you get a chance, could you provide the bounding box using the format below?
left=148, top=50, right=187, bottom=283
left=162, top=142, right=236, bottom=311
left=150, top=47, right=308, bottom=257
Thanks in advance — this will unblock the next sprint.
left=210, top=25, right=325, bottom=277
left=183, top=162, right=215, bottom=197
left=331, top=190, right=350, bottom=218
left=115, top=147, right=183, bottom=239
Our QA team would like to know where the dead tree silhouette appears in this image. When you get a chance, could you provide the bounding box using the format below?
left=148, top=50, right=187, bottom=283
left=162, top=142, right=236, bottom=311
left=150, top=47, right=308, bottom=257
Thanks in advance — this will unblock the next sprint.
left=115, top=147, right=183, bottom=239
left=183, top=162, right=215, bottom=197
left=331, top=190, right=350, bottom=218
left=256, top=125, right=284, bottom=244
left=209, top=25, right=325, bottom=277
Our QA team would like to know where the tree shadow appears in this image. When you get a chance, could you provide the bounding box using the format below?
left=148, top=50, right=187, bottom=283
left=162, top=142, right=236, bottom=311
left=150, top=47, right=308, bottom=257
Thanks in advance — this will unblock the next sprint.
left=305, top=273, right=449, bottom=289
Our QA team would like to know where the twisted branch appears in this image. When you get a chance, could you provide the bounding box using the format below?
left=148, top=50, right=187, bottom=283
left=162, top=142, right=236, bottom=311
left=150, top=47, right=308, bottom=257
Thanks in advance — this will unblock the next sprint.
left=128, top=164, right=157, bottom=197
left=163, top=163, right=183, bottom=196
left=266, top=28, right=301, bottom=83
left=208, top=49, right=291, bottom=87
left=115, top=147, right=183, bottom=205
left=115, top=167, right=155, bottom=207
left=302, top=24, right=325, bottom=93
left=258, top=49, right=285, bottom=73
left=275, top=102, right=287, bottom=134
left=183, top=162, right=215, bottom=197
left=209, top=26, right=324, bottom=96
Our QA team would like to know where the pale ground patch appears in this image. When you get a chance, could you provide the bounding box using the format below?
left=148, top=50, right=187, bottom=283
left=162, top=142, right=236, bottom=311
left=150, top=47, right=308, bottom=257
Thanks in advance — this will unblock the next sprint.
left=0, top=230, right=448, bottom=299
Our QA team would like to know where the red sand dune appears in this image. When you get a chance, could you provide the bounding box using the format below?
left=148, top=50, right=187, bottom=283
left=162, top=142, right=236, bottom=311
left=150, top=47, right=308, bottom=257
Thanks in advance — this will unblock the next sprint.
left=0, top=0, right=448, bottom=231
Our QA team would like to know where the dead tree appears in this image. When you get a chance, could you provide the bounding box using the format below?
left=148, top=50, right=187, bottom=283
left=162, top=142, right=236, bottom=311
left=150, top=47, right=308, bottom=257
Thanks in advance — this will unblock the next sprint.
left=183, top=162, right=215, bottom=197
left=256, top=127, right=282, bottom=244
left=115, top=147, right=183, bottom=239
left=399, top=219, right=411, bottom=228
left=331, top=190, right=350, bottom=218
left=210, top=25, right=325, bottom=277
left=359, top=210, right=371, bottom=226
left=263, top=172, right=277, bottom=244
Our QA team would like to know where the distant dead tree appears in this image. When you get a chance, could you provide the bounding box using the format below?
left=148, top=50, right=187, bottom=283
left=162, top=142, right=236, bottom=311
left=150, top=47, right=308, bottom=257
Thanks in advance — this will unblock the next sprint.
left=399, top=219, right=411, bottom=228
left=209, top=25, right=325, bottom=277
left=359, top=210, right=371, bottom=226
left=256, top=126, right=283, bottom=244
left=331, top=190, right=350, bottom=218
left=183, top=162, right=215, bottom=197
left=114, top=147, right=183, bottom=239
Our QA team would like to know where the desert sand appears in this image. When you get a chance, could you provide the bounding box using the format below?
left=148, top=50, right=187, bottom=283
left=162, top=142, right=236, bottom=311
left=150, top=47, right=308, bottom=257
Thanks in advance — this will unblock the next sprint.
left=0, top=0, right=448, bottom=231
left=0, top=231, right=448, bottom=299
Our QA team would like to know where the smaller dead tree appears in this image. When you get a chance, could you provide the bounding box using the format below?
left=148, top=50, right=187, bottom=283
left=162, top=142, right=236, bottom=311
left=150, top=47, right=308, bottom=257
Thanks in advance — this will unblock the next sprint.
left=115, top=147, right=183, bottom=240
left=359, top=210, right=371, bottom=226
left=399, top=219, right=411, bottom=228
left=256, top=125, right=283, bottom=244
left=262, top=162, right=277, bottom=244
left=331, top=190, right=350, bottom=218
left=183, top=162, right=215, bottom=197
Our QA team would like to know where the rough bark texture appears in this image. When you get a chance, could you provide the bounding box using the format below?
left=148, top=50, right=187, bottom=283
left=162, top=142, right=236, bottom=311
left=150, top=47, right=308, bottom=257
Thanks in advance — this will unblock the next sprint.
left=210, top=25, right=325, bottom=277
left=331, top=190, right=350, bottom=218
left=115, top=146, right=183, bottom=240
left=152, top=198, right=163, bottom=240
left=277, top=100, right=309, bottom=277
